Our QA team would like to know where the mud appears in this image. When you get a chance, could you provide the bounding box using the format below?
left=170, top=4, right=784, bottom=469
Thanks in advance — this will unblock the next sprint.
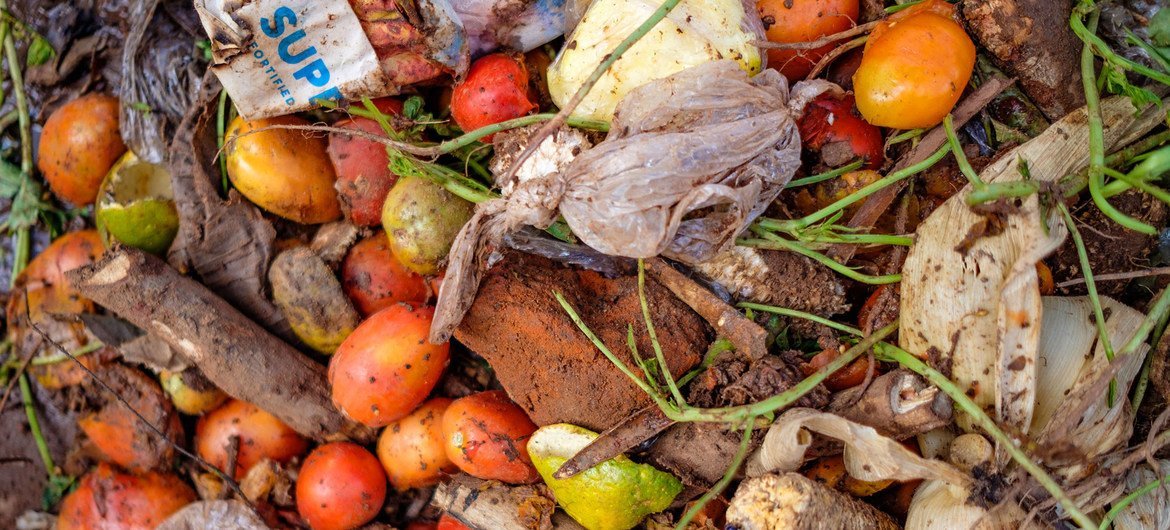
left=455, top=252, right=710, bottom=432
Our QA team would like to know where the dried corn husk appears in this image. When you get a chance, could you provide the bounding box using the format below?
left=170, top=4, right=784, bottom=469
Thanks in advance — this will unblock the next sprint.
left=900, top=94, right=1166, bottom=438
left=1114, top=460, right=1170, bottom=530
left=746, top=408, right=969, bottom=487
left=904, top=479, right=1030, bottom=530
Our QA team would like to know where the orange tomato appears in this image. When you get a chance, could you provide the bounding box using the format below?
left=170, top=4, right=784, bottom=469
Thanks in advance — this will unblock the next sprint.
left=329, top=305, right=450, bottom=427
left=437, top=514, right=471, bottom=530
left=1036, top=262, right=1055, bottom=296
left=757, top=0, right=858, bottom=80
left=37, top=94, right=127, bottom=206
left=377, top=398, right=458, bottom=491
left=57, top=463, right=195, bottom=530
left=803, top=347, right=878, bottom=391
left=341, top=233, right=429, bottom=316
left=297, top=442, right=387, bottom=530
left=194, top=399, right=309, bottom=479
left=853, top=0, right=975, bottom=129
left=442, top=390, right=540, bottom=484
left=225, top=116, right=341, bottom=224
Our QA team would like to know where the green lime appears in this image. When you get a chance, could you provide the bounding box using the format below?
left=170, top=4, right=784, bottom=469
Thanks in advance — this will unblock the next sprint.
left=95, top=152, right=179, bottom=255
left=528, top=423, right=682, bottom=530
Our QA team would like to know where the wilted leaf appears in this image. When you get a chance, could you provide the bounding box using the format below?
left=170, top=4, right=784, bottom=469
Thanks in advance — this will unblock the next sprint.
left=25, top=36, right=54, bottom=67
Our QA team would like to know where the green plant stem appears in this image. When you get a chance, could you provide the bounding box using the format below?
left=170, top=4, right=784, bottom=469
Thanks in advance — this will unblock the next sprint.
left=674, top=417, right=755, bottom=530
left=672, top=322, right=898, bottom=423
left=1058, top=202, right=1118, bottom=403
left=739, top=235, right=902, bottom=285
left=788, top=160, right=864, bottom=188
left=967, top=180, right=1041, bottom=205
left=877, top=342, right=1097, bottom=530
left=886, top=127, right=926, bottom=146
left=9, top=226, right=28, bottom=288
left=638, top=260, right=686, bottom=406
left=737, top=303, right=863, bottom=336
left=217, top=90, right=228, bottom=193
left=19, top=373, right=55, bottom=476
left=1099, top=471, right=1170, bottom=530
left=945, top=114, right=986, bottom=191
left=1131, top=292, right=1170, bottom=412
left=676, top=338, right=734, bottom=387
left=3, top=22, right=30, bottom=178
left=761, top=145, right=949, bottom=231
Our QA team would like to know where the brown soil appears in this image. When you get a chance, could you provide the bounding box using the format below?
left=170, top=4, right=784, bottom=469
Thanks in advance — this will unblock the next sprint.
left=455, top=252, right=710, bottom=432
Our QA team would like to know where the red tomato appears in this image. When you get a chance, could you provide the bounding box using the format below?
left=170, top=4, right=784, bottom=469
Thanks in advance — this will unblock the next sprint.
left=297, top=442, right=387, bottom=530
left=442, top=390, right=539, bottom=484
left=450, top=53, right=536, bottom=141
left=377, top=398, right=458, bottom=491
left=437, top=514, right=472, bottom=530
left=329, top=305, right=450, bottom=427
left=195, top=399, right=309, bottom=479
left=797, top=93, right=884, bottom=169
left=853, top=0, right=975, bottom=128
left=757, top=0, right=858, bottom=80
left=57, top=463, right=196, bottom=530
left=406, top=522, right=439, bottom=530
left=802, top=348, right=878, bottom=391
left=341, top=233, right=429, bottom=316
left=329, top=111, right=402, bottom=226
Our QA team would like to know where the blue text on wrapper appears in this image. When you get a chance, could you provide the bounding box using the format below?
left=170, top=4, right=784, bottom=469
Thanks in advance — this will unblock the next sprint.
left=257, top=6, right=343, bottom=108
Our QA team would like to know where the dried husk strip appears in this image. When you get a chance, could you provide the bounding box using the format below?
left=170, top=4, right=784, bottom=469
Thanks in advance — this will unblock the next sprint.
left=900, top=95, right=1166, bottom=437
left=746, top=408, right=969, bottom=487
left=1114, top=460, right=1170, bottom=530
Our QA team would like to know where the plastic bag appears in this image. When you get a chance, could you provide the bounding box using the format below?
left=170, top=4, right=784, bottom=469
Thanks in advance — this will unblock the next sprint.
left=450, top=0, right=567, bottom=55
left=430, top=60, right=835, bottom=342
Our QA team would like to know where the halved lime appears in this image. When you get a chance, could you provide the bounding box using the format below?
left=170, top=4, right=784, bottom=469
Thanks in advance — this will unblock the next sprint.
left=95, top=152, right=179, bottom=255
left=528, top=423, right=682, bottom=530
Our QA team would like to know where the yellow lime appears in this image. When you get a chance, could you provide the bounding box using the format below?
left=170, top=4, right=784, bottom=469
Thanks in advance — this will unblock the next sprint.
left=528, top=423, right=682, bottom=530
left=95, top=152, right=179, bottom=255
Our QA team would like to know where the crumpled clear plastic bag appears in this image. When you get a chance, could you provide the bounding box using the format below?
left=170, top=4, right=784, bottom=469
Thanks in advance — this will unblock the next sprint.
left=450, top=0, right=568, bottom=55
left=430, top=60, right=835, bottom=342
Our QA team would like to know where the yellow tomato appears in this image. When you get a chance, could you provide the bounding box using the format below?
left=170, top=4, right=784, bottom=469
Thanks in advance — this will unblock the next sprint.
left=853, top=0, right=975, bottom=129
left=225, top=116, right=341, bottom=224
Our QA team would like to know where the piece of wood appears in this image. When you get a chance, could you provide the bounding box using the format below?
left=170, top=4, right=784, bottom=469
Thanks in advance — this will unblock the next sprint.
left=554, top=405, right=675, bottom=479
left=432, top=475, right=585, bottom=530
left=726, top=473, right=900, bottom=530
left=67, top=247, right=375, bottom=443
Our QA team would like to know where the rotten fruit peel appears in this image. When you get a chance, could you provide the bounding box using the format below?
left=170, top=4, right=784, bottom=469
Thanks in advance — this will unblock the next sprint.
left=95, top=151, right=180, bottom=255
left=547, top=0, right=763, bottom=122
left=528, top=423, right=682, bottom=530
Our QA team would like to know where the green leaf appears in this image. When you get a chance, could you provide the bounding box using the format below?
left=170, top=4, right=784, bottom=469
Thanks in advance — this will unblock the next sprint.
left=26, top=36, right=53, bottom=67
left=403, top=96, right=425, bottom=121
left=42, top=474, right=75, bottom=510
left=1102, top=65, right=1160, bottom=108
left=1151, top=8, right=1170, bottom=47
left=195, top=39, right=213, bottom=62
left=0, top=159, right=22, bottom=198
left=128, top=101, right=153, bottom=113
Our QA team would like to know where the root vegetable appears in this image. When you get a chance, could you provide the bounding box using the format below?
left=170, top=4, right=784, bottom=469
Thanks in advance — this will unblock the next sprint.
left=451, top=54, right=536, bottom=142
left=37, top=94, right=127, bottom=206
left=57, top=463, right=196, bottom=530
left=224, top=116, right=341, bottom=224
left=297, top=442, right=387, bottom=530
left=195, top=399, right=309, bottom=480
left=377, top=397, right=457, bottom=491
left=269, top=247, right=361, bottom=354
left=329, top=305, right=450, bottom=427
left=757, top=0, right=859, bottom=80
left=725, top=473, right=899, bottom=530
left=329, top=99, right=404, bottom=227
left=442, top=390, right=540, bottom=484
left=381, top=176, right=474, bottom=276
left=853, top=0, right=975, bottom=129
left=342, top=233, right=429, bottom=316
left=67, top=247, right=373, bottom=442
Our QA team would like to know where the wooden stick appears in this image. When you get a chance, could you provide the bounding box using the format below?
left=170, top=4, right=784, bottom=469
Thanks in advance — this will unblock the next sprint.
left=726, top=473, right=900, bottom=530
left=66, top=247, right=375, bottom=443
left=433, top=475, right=585, bottom=530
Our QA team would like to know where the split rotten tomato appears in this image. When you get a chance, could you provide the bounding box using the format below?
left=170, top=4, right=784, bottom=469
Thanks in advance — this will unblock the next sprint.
left=757, top=0, right=858, bottom=80
left=57, top=463, right=195, bottom=530
left=195, top=399, right=309, bottom=479
left=297, top=442, right=387, bottom=530
left=442, top=390, right=540, bottom=484
left=798, top=92, right=884, bottom=169
left=450, top=53, right=536, bottom=140
left=853, top=0, right=975, bottom=129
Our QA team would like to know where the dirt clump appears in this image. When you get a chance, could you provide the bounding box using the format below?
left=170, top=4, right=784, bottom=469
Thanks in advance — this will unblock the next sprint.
left=455, top=252, right=710, bottom=432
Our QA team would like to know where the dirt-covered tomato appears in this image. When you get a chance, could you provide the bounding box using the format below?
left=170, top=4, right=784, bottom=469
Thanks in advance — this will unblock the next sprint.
left=329, top=98, right=405, bottom=227
left=377, top=397, right=457, bottom=491
left=78, top=364, right=183, bottom=472
left=442, top=390, right=539, bottom=484
left=225, top=115, right=341, bottom=224
left=437, top=514, right=471, bottom=530
left=195, top=399, right=309, bottom=479
left=757, top=0, right=858, bottom=80
left=450, top=53, right=536, bottom=141
left=329, top=304, right=450, bottom=427
left=853, top=0, right=975, bottom=129
left=37, top=94, right=127, bottom=206
left=342, top=233, right=429, bottom=316
left=798, top=92, right=884, bottom=169
left=57, top=463, right=196, bottom=530
left=802, top=347, right=878, bottom=391
left=296, top=442, right=387, bottom=530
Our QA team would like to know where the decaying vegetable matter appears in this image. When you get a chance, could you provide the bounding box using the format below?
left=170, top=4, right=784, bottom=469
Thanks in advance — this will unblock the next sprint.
left=6, top=0, right=1170, bottom=529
